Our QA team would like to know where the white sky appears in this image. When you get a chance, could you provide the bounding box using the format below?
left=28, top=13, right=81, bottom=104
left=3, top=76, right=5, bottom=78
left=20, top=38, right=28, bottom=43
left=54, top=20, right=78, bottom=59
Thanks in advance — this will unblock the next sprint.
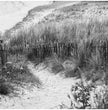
left=0, top=1, right=50, bottom=33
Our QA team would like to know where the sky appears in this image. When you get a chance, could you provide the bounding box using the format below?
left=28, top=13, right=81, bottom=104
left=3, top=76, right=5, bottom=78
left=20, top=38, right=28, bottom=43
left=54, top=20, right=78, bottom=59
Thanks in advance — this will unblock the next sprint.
left=0, top=1, right=50, bottom=33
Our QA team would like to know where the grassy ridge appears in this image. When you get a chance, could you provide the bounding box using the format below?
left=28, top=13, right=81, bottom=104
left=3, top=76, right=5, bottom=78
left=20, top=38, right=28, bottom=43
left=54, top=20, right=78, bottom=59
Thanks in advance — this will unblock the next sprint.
left=5, top=19, right=108, bottom=69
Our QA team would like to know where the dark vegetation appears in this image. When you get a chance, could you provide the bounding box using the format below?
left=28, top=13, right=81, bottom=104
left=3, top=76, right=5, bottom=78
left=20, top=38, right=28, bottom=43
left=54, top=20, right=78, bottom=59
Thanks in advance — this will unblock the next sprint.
left=0, top=82, right=15, bottom=96
left=0, top=61, right=41, bottom=96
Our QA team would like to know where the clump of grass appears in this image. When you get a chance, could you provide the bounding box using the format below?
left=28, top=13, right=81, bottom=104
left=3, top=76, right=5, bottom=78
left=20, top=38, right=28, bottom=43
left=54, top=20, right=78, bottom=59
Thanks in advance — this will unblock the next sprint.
left=0, top=83, right=13, bottom=95
left=67, top=80, right=108, bottom=109
left=0, top=77, right=17, bottom=96
left=0, top=62, right=42, bottom=88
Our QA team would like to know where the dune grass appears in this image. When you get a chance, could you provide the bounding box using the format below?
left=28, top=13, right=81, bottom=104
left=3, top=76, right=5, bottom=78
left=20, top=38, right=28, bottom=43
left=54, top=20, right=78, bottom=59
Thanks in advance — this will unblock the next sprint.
left=5, top=19, right=108, bottom=71
left=3, top=19, right=108, bottom=85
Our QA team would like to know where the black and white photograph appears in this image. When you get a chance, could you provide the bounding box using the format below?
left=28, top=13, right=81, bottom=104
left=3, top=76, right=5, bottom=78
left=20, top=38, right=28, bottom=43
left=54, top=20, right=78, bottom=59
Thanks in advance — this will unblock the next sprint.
left=0, top=0, right=108, bottom=109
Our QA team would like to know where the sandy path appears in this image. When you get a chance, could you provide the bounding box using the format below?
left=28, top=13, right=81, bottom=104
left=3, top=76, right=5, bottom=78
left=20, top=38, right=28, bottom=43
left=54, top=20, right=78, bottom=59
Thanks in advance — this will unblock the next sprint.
left=0, top=61, right=80, bottom=109
left=26, top=62, right=80, bottom=109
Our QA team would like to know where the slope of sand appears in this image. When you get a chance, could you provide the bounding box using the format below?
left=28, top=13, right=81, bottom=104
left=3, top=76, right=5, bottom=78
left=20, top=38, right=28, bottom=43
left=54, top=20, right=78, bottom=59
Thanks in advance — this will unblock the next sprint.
left=0, top=62, right=80, bottom=109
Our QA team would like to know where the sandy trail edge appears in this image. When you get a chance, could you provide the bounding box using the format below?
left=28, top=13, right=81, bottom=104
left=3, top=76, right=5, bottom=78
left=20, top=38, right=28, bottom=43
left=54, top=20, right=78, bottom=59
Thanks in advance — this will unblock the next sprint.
left=26, top=62, right=80, bottom=109
left=0, top=61, right=80, bottom=109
